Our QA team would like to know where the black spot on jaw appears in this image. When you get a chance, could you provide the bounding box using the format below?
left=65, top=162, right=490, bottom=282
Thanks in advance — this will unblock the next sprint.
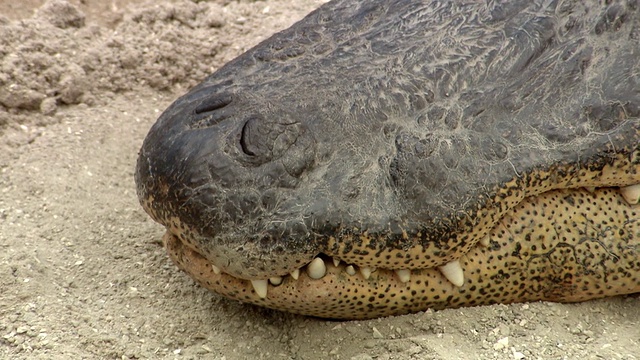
left=511, top=242, right=522, bottom=258
left=564, top=194, right=575, bottom=206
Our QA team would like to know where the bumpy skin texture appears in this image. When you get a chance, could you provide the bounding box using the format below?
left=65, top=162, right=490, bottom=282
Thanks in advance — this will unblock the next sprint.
left=164, top=187, right=640, bottom=319
left=136, top=0, right=640, bottom=318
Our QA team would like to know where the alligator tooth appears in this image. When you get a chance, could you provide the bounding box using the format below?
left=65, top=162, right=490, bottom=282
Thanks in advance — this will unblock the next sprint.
left=345, top=265, right=356, bottom=276
left=395, top=269, right=411, bottom=283
left=438, top=260, right=464, bottom=287
left=478, top=235, right=490, bottom=247
left=250, top=279, right=268, bottom=298
left=290, top=269, right=300, bottom=280
left=620, top=184, right=640, bottom=205
left=584, top=186, right=596, bottom=193
left=360, top=267, right=372, bottom=280
left=211, top=264, right=221, bottom=274
left=307, top=257, right=327, bottom=279
left=269, top=276, right=283, bottom=286
left=333, top=258, right=340, bottom=267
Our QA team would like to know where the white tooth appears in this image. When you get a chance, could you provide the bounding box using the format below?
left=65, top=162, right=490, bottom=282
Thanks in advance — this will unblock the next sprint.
left=307, top=257, right=327, bottom=279
left=290, top=269, right=300, bottom=280
left=584, top=186, right=596, bottom=193
left=395, top=269, right=411, bottom=283
left=360, top=267, right=372, bottom=280
left=479, top=235, right=490, bottom=247
left=250, top=279, right=268, bottom=298
left=211, top=264, right=221, bottom=274
left=345, top=265, right=356, bottom=276
left=269, top=276, right=283, bottom=286
left=439, top=260, right=464, bottom=287
left=333, top=258, right=340, bottom=267
left=620, top=184, right=640, bottom=204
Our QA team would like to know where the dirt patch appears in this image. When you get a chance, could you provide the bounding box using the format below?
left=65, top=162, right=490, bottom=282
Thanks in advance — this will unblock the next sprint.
left=1, top=0, right=638, bottom=359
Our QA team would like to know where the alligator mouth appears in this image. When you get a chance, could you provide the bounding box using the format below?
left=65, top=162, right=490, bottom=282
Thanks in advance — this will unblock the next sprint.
left=162, top=184, right=640, bottom=319
left=165, top=231, right=477, bottom=319
left=204, top=251, right=466, bottom=299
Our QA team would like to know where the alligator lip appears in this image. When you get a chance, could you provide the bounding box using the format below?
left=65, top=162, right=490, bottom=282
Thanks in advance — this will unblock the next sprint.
left=163, top=185, right=640, bottom=319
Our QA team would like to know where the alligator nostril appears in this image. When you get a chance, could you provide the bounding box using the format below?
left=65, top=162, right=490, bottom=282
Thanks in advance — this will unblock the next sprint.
left=195, top=94, right=233, bottom=114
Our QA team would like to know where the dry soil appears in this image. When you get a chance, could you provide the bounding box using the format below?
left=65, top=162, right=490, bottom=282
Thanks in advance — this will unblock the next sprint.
left=1, top=1, right=639, bottom=359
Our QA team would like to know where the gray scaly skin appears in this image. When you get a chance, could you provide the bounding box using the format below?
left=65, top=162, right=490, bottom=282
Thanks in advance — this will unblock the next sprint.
left=136, top=0, right=640, bottom=319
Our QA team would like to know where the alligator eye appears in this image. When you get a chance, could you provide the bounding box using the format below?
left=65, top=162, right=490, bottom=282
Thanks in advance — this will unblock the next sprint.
left=189, top=93, right=234, bottom=129
left=240, top=118, right=257, bottom=156
left=238, top=115, right=308, bottom=166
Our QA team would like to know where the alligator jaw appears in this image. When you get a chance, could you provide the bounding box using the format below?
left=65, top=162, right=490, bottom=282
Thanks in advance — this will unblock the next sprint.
left=164, top=186, right=640, bottom=319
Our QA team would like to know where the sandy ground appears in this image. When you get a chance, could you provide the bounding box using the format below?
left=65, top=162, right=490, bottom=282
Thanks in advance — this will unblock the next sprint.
left=1, top=1, right=639, bottom=359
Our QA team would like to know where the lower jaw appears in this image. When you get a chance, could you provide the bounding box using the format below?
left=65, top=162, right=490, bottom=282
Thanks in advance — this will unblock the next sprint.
left=163, top=187, right=640, bottom=320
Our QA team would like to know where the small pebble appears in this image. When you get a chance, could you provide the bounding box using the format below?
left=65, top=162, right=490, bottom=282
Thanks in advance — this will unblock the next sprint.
left=493, top=337, right=509, bottom=350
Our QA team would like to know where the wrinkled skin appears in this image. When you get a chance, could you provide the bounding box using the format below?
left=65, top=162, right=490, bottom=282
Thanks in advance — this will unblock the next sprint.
left=136, top=0, right=640, bottom=319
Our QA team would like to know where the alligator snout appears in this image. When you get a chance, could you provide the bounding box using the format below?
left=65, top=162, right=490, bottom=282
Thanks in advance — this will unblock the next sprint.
left=136, top=87, right=323, bottom=280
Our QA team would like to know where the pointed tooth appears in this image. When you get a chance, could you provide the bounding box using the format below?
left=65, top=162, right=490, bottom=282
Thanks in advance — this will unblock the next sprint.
left=211, top=264, right=221, bottom=274
left=438, top=260, right=464, bottom=287
left=584, top=186, right=596, bottom=193
left=360, top=267, right=372, bottom=280
left=269, top=276, right=283, bottom=286
left=290, top=269, right=300, bottom=280
left=478, top=235, right=490, bottom=247
left=333, top=258, right=340, bottom=267
left=345, top=265, right=356, bottom=276
left=395, top=269, right=411, bottom=283
left=620, top=184, right=640, bottom=205
left=250, top=279, right=268, bottom=298
left=307, top=257, right=327, bottom=279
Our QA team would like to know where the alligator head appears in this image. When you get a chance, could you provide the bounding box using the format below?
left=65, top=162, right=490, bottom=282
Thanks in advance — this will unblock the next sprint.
left=136, top=0, right=640, bottom=319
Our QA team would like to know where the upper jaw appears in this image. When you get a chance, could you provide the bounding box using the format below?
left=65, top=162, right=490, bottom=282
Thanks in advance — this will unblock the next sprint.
left=136, top=75, right=415, bottom=279
left=136, top=88, right=324, bottom=279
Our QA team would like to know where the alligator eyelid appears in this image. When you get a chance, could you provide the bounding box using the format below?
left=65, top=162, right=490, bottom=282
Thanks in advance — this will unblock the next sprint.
left=194, top=94, right=233, bottom=114
left=240, top=120, right=256, bottom=156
